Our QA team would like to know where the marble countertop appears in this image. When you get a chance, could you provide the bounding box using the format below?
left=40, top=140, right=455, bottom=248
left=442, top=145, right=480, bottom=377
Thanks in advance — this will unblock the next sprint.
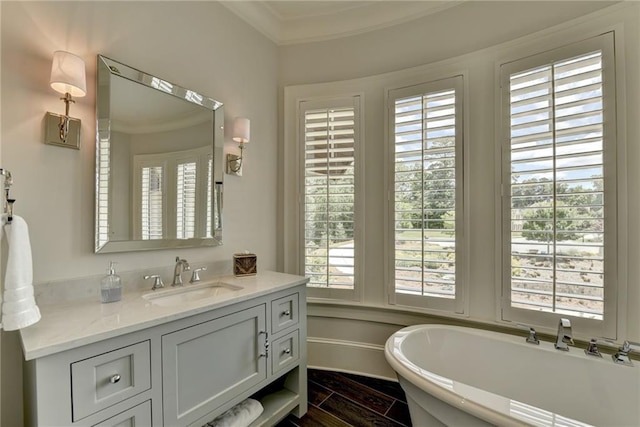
left=20, top=271, right=308, bottom=361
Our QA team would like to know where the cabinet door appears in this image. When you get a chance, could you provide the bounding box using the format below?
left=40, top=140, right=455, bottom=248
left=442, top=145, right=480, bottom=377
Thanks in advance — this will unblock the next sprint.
left=162, top=305, right=267, bottom=426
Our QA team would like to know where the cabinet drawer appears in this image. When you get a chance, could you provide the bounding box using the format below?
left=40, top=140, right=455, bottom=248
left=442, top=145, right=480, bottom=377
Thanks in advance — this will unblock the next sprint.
left=271, top=293, right=299, bottom=334
left=71, top=341, right=151, bottom=421
left=271, top=330, right=299, bottom=375
left=91, top=400, right=152, bottom=427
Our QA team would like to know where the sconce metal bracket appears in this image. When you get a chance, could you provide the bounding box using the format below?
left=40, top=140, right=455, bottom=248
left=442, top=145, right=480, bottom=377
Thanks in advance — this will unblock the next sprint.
left=226, top=153, right=243, bottom=176
left=44, top=112, right=80, bottom=149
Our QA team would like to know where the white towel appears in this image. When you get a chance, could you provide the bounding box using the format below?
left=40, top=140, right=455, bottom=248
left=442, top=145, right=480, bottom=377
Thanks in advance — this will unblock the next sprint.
left=1, top=215, right=40, bottom=331
left=207, top=398, right=263, bottom=427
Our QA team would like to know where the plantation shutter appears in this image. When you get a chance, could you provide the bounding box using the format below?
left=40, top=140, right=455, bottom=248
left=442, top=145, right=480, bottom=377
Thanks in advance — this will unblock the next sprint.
left=206, top=156, right=213, bottom=237
left=301, top=97, right=360, bottom=293
left=389, top=76, right=464, bottom=312
left=141, top=166, right=163, bottom=240
left=96, top=138, right=110, bottom=249
left=176, top=161, right=197, bottom=239
left=501, top=33, right=616, bottom=335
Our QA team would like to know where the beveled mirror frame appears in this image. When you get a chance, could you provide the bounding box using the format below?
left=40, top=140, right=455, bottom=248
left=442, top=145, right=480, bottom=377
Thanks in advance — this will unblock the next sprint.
left=95, top=55, right=224, bottom=253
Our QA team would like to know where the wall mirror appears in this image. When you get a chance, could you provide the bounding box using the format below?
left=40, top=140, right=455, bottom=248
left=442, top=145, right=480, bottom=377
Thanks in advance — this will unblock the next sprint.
left=95, top=55, right=224, bottom=253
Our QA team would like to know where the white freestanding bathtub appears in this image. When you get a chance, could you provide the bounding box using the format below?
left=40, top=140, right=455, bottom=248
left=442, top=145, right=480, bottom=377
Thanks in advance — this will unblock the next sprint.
left=385, top=325, right=640, bottom=427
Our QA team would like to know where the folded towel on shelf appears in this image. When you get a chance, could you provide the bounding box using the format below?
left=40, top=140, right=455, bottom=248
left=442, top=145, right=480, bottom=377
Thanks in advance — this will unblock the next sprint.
left=206, top=398, right=264, bottom=427
left=1, top=215, right=40, bottom=331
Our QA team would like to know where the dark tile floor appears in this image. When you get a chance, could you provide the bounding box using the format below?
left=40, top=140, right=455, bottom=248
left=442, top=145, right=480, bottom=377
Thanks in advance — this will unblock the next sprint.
left=277, top=369, right=412, bottom=427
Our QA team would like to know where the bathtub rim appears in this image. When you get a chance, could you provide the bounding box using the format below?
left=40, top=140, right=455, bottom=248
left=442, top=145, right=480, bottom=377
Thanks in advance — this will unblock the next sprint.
left=384, top=324, right=602, bottom=427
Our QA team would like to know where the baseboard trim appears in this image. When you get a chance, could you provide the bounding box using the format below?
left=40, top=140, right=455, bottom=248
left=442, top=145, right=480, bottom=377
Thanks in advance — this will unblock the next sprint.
left=307, top=338, right=397, bottom=381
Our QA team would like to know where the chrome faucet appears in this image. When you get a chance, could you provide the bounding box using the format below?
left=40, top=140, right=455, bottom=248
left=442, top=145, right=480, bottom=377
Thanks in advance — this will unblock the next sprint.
left=190, top=266, right=207, bottom=283
left=612, top=341, right=640, bottom=366
left=516, top=324, right=540, bottom=345
left=555, top=318, right=574, bottom=351
left=172, top=256, right=190, bottom=287
left=144, top=274, right=164, bottom=291
left=584, top=338, right=603, bottom=358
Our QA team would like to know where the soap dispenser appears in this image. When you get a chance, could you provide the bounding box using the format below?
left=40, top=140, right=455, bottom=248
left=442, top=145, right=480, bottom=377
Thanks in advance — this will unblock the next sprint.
left=101, top=261, right=122, bottom=303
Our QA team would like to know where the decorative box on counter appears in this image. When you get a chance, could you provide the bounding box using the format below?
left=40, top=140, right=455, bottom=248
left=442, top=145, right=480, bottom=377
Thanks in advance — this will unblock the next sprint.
left=233, top=252, right=257, bottom=277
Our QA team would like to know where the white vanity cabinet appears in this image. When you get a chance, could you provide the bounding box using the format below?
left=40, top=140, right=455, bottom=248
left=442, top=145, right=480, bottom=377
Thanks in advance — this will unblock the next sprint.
left=162, top=305, right=268, bottom=426
left=24, top=279, right=307, bottom=427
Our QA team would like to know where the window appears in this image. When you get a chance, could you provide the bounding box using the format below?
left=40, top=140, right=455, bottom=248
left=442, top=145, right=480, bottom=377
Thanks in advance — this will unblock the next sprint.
left=299, top=96, right=362, bottom=300
left=206, top=156, right=213, bottom=237
left=176, top=161, right=197, bottom=239
left=141, top=164, right=164, bottom=240
left=388, top=76, right=465, bottom=313
left=500, top=33, right=617, bottom=336
left=133, top=146, right=212, bottom=240
left=95, top=137, right=110, bottom=250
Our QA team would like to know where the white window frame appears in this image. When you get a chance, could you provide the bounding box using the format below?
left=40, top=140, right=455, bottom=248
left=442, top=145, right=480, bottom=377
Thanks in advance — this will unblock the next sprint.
left=298, top=96, right=363, bottom=301
left=386, top=75, right=466, bottom=314
left=499, top=33, right=618, bottom=338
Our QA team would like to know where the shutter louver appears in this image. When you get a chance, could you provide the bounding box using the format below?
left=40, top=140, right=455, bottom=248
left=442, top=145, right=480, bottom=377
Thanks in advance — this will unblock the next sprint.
left=303, top=106, right=356, bottom=289
left=206, top=156, right=213, bottom=237
left=141, top=166, right=163, bottom=240
left=393, top=88, right=457, bottom=299
left=177, top=161, right=197, bottom=239
left=508, top=51, right=605, bottom=319
left=96, top=138, right=110, bottom=249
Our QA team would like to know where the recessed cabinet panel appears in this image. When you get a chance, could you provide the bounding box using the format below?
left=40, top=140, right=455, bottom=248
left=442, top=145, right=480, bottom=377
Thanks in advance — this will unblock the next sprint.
left=271, top=293, right=299, bottom=335
left=71, top=341, right=151, bottom=421
left=162, top=305, right=267, bottom=427
left=271, top=330, right=299, bottom=376
left=91, top=400, right=152, bottom=427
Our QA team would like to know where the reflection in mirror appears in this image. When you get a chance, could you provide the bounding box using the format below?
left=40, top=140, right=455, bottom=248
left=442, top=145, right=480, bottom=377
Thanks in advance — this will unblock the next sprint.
left=95, top=55, right=224, bottom=253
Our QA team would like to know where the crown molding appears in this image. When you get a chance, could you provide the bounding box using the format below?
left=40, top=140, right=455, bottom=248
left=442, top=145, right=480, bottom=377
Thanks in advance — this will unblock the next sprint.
left=221, top=1, right=283, bottom=43
left=221, top=1, right=464, bottom=45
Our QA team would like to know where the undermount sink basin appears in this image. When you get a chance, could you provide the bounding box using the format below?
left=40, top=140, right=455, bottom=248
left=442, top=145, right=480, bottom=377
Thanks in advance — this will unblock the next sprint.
left=142, top=281, right=242, bottom=307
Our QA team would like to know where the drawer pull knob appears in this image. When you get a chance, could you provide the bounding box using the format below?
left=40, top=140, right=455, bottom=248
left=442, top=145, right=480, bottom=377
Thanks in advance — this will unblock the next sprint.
left=284, top=348, right=291, bottom=355
left=109, top=374, right=121, bottom=384
left=282, top=310, right=291, bottom=316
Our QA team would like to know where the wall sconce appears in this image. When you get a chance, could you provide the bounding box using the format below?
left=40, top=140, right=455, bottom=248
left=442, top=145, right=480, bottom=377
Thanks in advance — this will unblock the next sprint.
left=226, top=117, right=250, bottom=176
left=44, top=51, right=86, bottom=149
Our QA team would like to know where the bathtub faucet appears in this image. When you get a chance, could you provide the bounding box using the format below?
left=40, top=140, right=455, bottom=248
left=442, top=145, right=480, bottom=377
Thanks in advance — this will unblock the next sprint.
left=612, top=340, right=640, bottom=367
left=554, top=318, right=574, bottom=351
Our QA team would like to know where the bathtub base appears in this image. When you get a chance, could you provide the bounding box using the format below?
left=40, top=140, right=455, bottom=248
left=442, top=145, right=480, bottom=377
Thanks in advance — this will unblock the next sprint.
left=399, top=377, right=495, bottom=427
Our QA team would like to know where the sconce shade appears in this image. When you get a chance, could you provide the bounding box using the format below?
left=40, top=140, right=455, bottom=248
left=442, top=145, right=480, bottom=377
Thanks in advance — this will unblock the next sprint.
left=232, top=117, right=250, bottom=144
left=49, top=51, right=86, bottom=97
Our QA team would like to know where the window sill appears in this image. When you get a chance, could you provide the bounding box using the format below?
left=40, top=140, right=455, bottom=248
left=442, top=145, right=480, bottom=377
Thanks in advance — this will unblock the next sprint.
left=306, top=298, right=604, bottom=349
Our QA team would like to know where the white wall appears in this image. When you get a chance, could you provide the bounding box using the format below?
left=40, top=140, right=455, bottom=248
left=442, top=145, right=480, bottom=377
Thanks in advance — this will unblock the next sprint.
left=279, top=1, right=616, bottom=86
left=0, top=2, right=278, bottom=424
left=1, top=1, right=279, bottom=283
left=280, top=2, right=640, bottom=374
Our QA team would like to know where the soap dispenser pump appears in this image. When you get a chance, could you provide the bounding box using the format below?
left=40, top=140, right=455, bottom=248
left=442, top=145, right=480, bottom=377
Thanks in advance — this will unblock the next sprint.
left=101, top=261, right=122, bottom=303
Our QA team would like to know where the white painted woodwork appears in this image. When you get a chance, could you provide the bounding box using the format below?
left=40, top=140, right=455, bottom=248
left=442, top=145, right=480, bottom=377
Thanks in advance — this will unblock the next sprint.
left=307, top=338, right=396, bottom=381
